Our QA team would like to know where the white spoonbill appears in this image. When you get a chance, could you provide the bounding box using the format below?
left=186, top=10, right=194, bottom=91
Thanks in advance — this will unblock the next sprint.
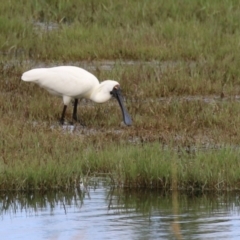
left=21, top=66, right=132, bottom=125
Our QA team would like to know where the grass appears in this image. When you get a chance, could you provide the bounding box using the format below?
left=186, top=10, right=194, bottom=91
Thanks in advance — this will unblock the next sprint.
left=1, top=0, right=240, bottom=62
left=1, top=0, right=240, bottom=191
left=1, top=139, right=240, bottom=191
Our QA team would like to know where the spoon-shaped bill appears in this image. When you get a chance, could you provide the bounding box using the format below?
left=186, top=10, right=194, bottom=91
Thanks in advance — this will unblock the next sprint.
left=111, top=88, right=132, bottom=126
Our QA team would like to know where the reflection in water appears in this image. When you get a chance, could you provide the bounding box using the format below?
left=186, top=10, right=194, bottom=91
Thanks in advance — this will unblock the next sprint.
left=170, top=159, right=183, bottom=240
left=0, top=187, right=85, bottom=216
left=0, top=178, right=240, bottom=240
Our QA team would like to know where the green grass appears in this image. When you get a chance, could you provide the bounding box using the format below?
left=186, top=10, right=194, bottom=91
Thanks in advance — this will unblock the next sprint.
left=1, top=138, right=240, bottom=191
left=1, top=0, right=240, bottom=191
left=1, top=0, right=240, bottom=61
left=2, top=62, right=240, bottom=191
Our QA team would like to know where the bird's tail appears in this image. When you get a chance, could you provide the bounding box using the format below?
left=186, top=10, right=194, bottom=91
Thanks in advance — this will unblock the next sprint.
left=21, top=68, right=47, bottom=82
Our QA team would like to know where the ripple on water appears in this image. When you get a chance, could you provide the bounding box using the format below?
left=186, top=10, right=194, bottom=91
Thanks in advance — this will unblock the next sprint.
left=1, top=179, right=240, bottom=240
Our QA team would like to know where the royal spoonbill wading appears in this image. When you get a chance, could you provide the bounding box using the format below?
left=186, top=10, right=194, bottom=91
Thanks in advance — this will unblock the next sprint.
left=21, top=66, right=132, bottom=126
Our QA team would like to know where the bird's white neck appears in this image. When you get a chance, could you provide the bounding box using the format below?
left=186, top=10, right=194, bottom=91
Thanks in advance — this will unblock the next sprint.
left=89, top=81, right=113, bottom=103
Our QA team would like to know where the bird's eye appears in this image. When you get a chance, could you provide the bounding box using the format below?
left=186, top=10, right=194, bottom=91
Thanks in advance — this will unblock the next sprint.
left=110, top=91, right=113, bottom=95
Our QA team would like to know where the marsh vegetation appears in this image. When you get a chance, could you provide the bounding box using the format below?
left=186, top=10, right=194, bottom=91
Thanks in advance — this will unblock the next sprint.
left=1, top=0, right=240, bottom=191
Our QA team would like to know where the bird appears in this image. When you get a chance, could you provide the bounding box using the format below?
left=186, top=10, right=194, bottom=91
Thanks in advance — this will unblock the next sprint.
left=21, top=66, right=132, bottom=126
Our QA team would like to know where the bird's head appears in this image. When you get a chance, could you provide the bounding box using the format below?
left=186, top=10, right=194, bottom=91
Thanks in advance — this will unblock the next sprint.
left=91, top=80, right=132, bottom=126
left=109, top=82, right=132, bottom=126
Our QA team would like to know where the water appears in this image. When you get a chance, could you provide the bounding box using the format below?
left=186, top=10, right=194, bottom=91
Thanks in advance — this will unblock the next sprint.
left=1, top=178, right=240, bottom=240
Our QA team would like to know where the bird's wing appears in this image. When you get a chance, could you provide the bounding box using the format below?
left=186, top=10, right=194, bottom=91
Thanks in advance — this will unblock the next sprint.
left=21, top=66, right=99, bottom=97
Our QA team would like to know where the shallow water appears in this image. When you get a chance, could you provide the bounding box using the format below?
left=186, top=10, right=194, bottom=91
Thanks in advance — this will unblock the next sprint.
left=1, top=178, right=240, bottom=240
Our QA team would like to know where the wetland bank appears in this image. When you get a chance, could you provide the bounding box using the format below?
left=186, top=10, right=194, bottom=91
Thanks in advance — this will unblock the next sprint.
left=1, top=0, right=240, bottom=191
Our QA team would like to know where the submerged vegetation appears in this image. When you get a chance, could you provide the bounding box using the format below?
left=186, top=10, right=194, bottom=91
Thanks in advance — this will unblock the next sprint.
left=1, top=0, right=240, bottom=191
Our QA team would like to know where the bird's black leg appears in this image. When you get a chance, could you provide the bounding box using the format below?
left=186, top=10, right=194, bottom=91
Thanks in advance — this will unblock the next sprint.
left=72, top=99, right=85, bottom=126
left=60, top=105, right=67, bottom=124
left=72, top=99, right=78, bottom=122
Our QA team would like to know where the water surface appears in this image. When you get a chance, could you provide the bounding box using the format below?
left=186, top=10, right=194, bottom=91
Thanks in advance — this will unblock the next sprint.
left=1, top=178, right=240, bottom=240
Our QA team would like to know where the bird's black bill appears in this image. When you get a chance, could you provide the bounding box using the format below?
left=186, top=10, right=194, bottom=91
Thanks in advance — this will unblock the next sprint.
left=111, top=88, right=132, bottom=126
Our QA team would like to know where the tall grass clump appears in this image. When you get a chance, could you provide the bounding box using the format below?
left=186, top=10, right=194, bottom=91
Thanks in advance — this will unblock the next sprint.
left=1, top=136, right=240, bottom=191
left=114, top=144, right=240, bottom=190
left=178, top=147, right=240, bottom=191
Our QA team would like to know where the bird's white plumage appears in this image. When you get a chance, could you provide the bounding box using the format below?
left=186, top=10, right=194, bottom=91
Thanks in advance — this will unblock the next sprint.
left=21, top=65, right=132, bottom=125
left=22, top=66, right=120, bottom=104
